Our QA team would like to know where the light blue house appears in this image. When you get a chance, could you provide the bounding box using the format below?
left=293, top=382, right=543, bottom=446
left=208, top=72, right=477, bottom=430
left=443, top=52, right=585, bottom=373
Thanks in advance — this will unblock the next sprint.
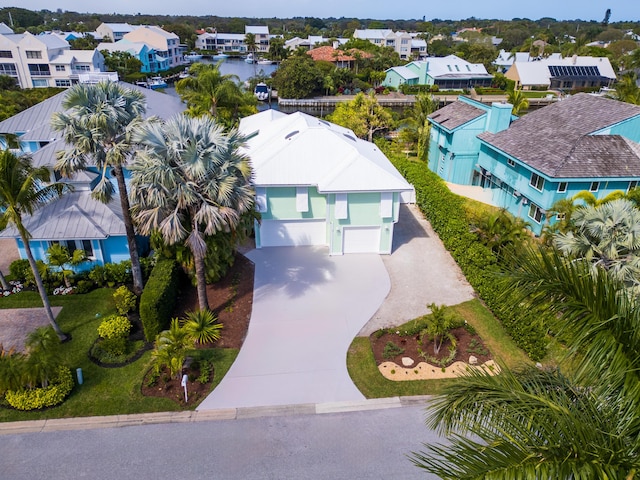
left=0, top=78, right=185, bottom=269
left=383, top=55, right=493, bottom=90
left=97, top=39, right=170, bottom=73
left=239, top=110, right=414, bottom=254
left=428, top=93, right=640, bottom=235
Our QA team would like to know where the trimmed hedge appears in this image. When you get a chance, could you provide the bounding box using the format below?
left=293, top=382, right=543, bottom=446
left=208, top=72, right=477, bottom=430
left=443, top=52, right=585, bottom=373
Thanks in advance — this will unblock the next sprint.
left=5, top=366, right=74, bottom=411
left=139, top=259, right=180, bottom=342
left=388, top=152, right=547, bottom=360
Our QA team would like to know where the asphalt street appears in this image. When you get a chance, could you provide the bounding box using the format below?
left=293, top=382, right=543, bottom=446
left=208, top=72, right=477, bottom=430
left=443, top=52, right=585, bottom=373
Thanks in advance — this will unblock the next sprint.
left=1, top=404, right=442, bottom=480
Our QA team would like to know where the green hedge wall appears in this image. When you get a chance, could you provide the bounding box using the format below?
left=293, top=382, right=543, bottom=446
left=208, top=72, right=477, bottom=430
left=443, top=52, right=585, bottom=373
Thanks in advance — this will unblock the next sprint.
left=389, top=154, right=548, bottom=360
left=139, top=259, right=180, bottom=342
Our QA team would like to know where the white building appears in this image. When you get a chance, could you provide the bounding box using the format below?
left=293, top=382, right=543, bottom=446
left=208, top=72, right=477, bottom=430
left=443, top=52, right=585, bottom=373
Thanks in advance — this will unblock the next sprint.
left=195, top=26, right=274, bottom=54
left=0, top=26, right=105, bottom=89
left=96, top=23, right=136, bottom=42
left=353, top=29, right=427, bottom=60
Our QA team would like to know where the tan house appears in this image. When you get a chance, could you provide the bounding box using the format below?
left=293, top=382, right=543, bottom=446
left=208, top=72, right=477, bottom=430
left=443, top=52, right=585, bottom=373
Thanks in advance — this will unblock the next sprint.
left=124, top=26, right=184, bottom=67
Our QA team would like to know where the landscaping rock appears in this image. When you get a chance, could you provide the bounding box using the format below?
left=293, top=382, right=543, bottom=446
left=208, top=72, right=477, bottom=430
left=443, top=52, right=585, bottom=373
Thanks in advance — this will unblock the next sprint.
left=468, top=355, right=478, bottom=365
left=401, top=357, right=414, bottom=367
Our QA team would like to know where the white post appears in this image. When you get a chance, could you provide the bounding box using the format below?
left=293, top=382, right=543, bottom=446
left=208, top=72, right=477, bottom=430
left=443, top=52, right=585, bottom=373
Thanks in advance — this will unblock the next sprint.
left=181, top=374, right=188, bottom=403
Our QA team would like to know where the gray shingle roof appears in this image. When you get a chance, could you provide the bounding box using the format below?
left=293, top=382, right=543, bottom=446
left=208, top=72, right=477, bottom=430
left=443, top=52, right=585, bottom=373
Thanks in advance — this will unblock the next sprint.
left=429, top=101, right=486, bottom=131
left=478, top=93, right=640, bottom=178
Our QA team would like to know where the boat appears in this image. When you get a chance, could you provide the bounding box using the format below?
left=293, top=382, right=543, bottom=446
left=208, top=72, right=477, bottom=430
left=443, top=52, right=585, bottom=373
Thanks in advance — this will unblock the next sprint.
left=245, top=53, right=255, bottom=64
left=178, top=68, right=190, bottom=79
left=184, top=52, right=203, bottom=62
left=148, top=76, right=168, bottom=90
left=257, top=58, right=273, bottom=65
left=254, top=82, right=271, bottom=101
left=212, top=53, right=229, bottom=60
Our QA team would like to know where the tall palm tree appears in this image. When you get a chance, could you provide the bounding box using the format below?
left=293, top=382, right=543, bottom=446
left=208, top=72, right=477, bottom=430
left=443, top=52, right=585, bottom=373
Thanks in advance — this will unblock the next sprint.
left=244, top=32, right=257, bottom=58
left=129, top=115, right=254, bottom=311
left=401, top=93, right=437, bottom=160
left=614, top=71, right=640, bottom=105
left=51, top=81, right=146, bottom=295
left=0, top=150, right=70, bottom=340
left=175, top=62, right=256, bottom=126
left=411, top=248, right=640, bottom=478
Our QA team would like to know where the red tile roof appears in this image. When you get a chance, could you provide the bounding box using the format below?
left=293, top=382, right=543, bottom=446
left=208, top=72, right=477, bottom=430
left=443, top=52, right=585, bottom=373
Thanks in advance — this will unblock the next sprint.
left=306, top=46, right=372, bottom=63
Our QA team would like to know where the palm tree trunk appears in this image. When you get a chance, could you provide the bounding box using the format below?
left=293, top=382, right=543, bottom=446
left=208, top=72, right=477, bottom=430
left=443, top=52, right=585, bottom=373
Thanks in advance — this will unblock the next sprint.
left=113, top=165, right=144, bottom=296
left=21, top=234, right=66, bottom=341
left=0, top=269, right=8, bottom=290
left=194, top=250, right=209, bottom=311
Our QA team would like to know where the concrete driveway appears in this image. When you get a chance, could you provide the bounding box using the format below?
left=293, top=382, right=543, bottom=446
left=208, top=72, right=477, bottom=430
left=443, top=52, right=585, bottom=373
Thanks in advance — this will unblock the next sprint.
left=198, top=246, right=390, bottom=410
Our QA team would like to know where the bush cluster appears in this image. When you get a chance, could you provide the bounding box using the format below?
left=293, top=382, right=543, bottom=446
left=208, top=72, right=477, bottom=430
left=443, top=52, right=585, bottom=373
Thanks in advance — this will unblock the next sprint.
left=113, top=286, right=137, bottom=315
left=97, top=315, right=132, bottom=340
left=5, top=366, right=74, bottom=411
left=139, top=259, right=180, bottom=342
left=387, top=152, right=547, bottom=360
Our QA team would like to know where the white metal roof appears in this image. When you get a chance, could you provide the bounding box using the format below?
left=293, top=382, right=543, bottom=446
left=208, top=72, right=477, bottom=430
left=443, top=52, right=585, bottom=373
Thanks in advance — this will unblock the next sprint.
left=239, top=111, right=413, bottom=193
left=386, top=66, right=419, bottom=80
left=509, top=55, right=617, bottom=87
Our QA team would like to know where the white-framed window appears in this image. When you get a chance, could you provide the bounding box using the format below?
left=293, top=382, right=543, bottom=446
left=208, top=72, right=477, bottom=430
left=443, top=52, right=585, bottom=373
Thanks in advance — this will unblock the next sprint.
left=530, top=172, right=544, bottom=191
left=295, top=187, right=309, bottom=213
left=507, top=158, right=516, bottom=167
left=55, top=79, right=71, bottom=87
left=528, top=203, right=544, bottom=224
left=50, top=239, right=94, bottom=258
left=55, top=65, right=65, bottom=71
left=335, top=193, right=348, bottom=220
left=380, top=192, right=393, bottom=218
left=0, top=50, right=12, bottom=58
left=32, top=79, right=48, bottom=87
left=628, top=181, right=638, bottom=193
left=557, top=182, right=568, bottom=193
left=255, top=187, right=267, bottom=213
left=25, top=50, right=42, bottom=59
left=589, top=181, right=600, bottom=192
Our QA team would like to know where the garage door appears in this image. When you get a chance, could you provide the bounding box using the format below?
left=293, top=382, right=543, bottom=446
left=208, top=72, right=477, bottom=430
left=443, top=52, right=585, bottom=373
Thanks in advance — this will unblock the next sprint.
left=342, top=226, right=381, bottom=253
left=260, top=220, right=327, bottom=247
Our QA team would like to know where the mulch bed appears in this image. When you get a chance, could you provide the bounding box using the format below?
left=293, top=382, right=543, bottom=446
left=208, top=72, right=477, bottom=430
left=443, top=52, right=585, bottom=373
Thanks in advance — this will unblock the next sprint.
left=140, top=364, right=214, bottom=407
left=370, top=327, right=493, bottom=367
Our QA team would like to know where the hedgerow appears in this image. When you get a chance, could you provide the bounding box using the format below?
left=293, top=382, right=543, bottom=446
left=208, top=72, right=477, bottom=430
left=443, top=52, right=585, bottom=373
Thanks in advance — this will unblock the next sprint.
left=5, top=366, right=74, bottom=411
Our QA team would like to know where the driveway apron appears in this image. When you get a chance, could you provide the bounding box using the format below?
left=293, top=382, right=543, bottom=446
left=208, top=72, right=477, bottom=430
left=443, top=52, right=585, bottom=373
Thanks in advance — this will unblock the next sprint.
left=197, top=246, right=390, bottom=410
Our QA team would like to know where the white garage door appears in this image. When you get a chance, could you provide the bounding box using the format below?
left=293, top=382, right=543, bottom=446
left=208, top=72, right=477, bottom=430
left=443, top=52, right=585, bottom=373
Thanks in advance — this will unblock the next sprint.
left=342, top=226, right=381, bottom=253
left=260, top=220, right=327, bottom=247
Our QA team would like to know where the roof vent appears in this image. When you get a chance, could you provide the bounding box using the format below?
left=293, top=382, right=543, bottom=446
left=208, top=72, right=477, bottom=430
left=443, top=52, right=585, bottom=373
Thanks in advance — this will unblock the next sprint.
left=343, top=133, right=356, bottom=142
left=285, top=130, right=299, bottom=140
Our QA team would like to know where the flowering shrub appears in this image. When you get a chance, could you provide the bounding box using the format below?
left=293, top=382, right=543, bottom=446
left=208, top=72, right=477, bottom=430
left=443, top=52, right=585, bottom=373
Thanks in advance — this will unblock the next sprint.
left=1, top=281, right=23, bottom=297
left=53, top=286, right=75, bottom=296
left=5, top=366, right=74, bottom=411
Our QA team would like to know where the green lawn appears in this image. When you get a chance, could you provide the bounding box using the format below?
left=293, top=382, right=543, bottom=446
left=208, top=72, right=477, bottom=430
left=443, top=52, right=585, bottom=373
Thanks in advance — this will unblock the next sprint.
left=0, top=289, right=237, bottom=422
left=347, top=299, right=531, bottom=399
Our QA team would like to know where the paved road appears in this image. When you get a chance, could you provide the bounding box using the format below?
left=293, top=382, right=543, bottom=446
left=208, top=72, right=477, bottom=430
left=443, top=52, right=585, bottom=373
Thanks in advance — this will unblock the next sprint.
left=0, top=404, right=441, bottom=480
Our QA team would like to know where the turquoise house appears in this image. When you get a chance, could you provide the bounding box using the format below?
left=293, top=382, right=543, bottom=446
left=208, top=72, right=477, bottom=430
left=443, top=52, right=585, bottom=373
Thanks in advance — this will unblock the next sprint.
left=98, top=39, right=170, bottom=73
left=383, top=55, right=493, bottom=90
left=239, top=110, right=414, bottom=255
left=0, top=79, right=185, bottom=268
left=428, top=94, right=640, bottom=235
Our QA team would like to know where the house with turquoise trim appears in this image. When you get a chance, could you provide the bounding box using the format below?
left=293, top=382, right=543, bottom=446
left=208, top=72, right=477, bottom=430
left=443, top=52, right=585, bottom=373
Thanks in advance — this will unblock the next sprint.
left=98, top=39, right=170, bottom=73
left=382, top=55, right=493, bottom=90
left=0, top=78, right=185, bottom=269
left=428, top=93, right=640, bottom=235
left=239, top=110, right=414, bottom=254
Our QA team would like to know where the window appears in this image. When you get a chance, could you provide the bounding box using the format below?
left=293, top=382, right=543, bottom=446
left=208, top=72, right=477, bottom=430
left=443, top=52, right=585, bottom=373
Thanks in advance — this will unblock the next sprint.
left=32, top=79, right=48, bottom=87
left=74, top=65, right=91, bottom=71
left=55, top=79, right=71, bottom=87
left=556, top=213, right=566, bottom=221
left=0, top=51, right=12, bottom=58
left=335, top=193, right=348, bottom=219
left=295, top=187, right=309, bottom=213
left=0, top=63, right=17, bottom=75
left=25, top=50, right=42, bottom=59
left=557, top=182, right=568, bottom=193
left=530, top=173, right=544, bottom=191
left=628, top=181, right=638, bottom=193
left=50, top=240, right=94, bottom=258
left=507, top=158, right=516, bottom=167
left=528, top=203, right=544, bottom=224
left=589, top=181, right=599, bottom=192
left=28, top=64, right=50, bottom=76
left=55, top=65, right=65, bottom=71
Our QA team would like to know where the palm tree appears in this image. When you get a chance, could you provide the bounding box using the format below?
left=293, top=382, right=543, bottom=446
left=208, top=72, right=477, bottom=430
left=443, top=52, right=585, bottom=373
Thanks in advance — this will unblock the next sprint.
left=46, top=243, right=86, bottom=288
left=0, top=269, right=9, bottom=291
left=554, top=198, right=640, bottom=286
left=507, top=88, right=529, bottom=115
left=130, top=115, right=254, bottom=311
left=0, top=150, right=70, bottom=340
left=411, top=248, right=640, bottom=478
left=244, top=32, right=257, bottom=58
left=424, top=303, right=455, bottom=355
left=51, top=81, right=146, bottom=295
left=152, top=318, right=190, bottom=378
left=182, top=309, right=223, bottom=345
left=471, top=208, right=530, bottom=258
left=175, top=62, right=257, bottom=126
left=614, top=71, right=640, bottom=105
left=401, top=93, right=437, bottom=160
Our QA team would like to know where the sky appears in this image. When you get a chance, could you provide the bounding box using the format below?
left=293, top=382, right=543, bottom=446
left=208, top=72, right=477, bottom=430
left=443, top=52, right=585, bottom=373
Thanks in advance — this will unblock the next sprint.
left=8, top=0, right=639, bottom=22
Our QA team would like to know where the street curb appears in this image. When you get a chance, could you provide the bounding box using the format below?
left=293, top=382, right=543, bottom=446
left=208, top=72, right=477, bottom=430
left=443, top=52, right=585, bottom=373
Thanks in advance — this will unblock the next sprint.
left=0, top=395, right=432, bottom=435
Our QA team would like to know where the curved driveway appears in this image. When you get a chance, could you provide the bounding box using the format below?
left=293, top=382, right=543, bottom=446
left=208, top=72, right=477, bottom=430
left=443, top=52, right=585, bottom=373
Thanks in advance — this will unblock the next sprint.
left=198, top=246, right=390, bottom=410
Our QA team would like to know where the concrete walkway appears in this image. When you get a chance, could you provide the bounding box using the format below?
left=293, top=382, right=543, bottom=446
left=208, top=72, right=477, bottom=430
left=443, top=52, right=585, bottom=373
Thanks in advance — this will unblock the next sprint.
left=198, top=246, right=390, bottom=410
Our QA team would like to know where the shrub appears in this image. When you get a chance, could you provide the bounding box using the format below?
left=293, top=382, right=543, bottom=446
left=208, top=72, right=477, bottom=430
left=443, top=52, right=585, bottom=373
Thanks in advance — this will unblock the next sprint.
left=5, top=366, right=74, bottom=411
left=182, top=310, right=223, bottom=345
left=104, top=261, right=132, bottom=287
left=97, top=315, right=131, bottom=340
left=74, top=279, right=94, bottom=294
left=113, top=286, right=136, bottom=315
left=383, top=341, right=405, bottom=359
left=139, top=259, right=180, bottom=342
left=9, top=259, right=31, bottom=282
left=98, top=337, right=128, bottom=357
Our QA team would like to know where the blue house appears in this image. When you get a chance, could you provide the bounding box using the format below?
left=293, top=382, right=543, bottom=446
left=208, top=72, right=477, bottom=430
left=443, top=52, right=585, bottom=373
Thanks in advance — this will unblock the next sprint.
left=0, top=78, right=185, bottom=269
left=428, top=94, right=640, bottom=235
left=97, top=40, right=170, bottom=73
